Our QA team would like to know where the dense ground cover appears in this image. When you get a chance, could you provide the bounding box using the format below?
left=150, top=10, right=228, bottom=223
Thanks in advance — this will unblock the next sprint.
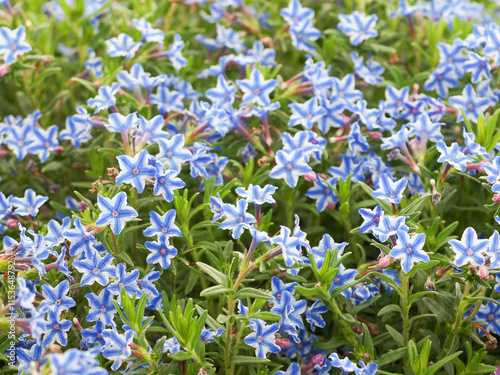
left=2, top=0, right=500, bottom=374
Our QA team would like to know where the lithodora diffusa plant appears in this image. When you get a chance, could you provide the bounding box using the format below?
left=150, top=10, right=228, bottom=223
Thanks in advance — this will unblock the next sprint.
left=4, top=0, right=500, bottom=374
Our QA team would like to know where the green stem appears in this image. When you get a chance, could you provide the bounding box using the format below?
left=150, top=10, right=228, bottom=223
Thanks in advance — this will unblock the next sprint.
left=401, top=272, right=410, bottom=347
left=110, top=229, right=119, bottom=255
left=442, top=280, right=471, bottom=356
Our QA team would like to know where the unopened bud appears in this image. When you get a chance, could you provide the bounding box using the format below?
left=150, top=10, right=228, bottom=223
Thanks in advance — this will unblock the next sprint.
left=325, top=202, right=336, bottom=210
left=379, top=255, right=392, bottom=268
left=6, top=219, right=19, bottom=229
left=0, top=150, right=8, bottom=158
left=304, top=171, right=317, bottom=182
left=368, top=131, right=383, bottom=140
left=363, top=353, right=371, bottom=361
left=476, top=266, right=489, bottom=280
left=54, top=145, right=64, bottom=155
left=493, top=194, right=500, bottom=203
left=80, top=200, right=89, bottom=212
left=275, top=338, right=291, bottom=349
left=311, top=354, right=325, bottom=366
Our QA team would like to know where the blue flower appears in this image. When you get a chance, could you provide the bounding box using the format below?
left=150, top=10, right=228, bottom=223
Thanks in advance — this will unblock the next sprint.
left=214, top=24, right=246, bottom=52
left=279, top=0, right=314, bottom=24
left=132, top=18, right=164, bottom=44
left=486, top=231, right=500, bottom=268
left=39, top=280, right=76, bottom=315
left=383, top=85, right=409, bottom=117
left=157, top=134, right=193, bottom=172
left=305, top=175, right=339, bottom=212
left=476, top=302, right=500, bottom=335
left=153, top=170, right=185, bottom=202
left=463, top=129, right=488, bottom=158
left=116, top=149, right=158, bottom=194
left=269, top=149, right=313, bottom=188
left=483, top=156, right=500, bottom=183
left=17, top=344, right=45, bottom=373
left=236, top=68, right=278, bottom=107
left=381, top=126, right=410, bottom=151
left=269, top=276, right=298, bottom=305
left=3, top=122, right=35, bottom=161
left=107, top=263, right=142, bottom=297
left=166, top=34, right=188, bottom=71
left=348, top=122, right=370, bottom=156
left=43, top=310, right=72, bottom=346
left=485, top=28, right=500, bottom=65
left=389, top=231, right=429, bottom=273
left=448, top=227, right=488, bottom=267
left=144, top=209, right=182, bottom=238
left=46, top=348, right=107, bottom=375
left=289, top=19, right=321, bottom=52
left=11, top=189, right=48, bottom=217
left=288, top=96, right=327, bottom=129
left=356, top=362, right=379, bottom=375
left=271, top=290, right=307, bottom=340
left=102, top=329, right=135, bottom=371
left=423, top=64, right=459, bottom=98
left=243, top=318, right=281, bottom=358
left=372, top=215, right=409, bottom=242
left=73, top=252, right=116, bottom=286
left=206, top=75, right=238, bottom=110
left=407, top=114, right=444, bottom=143
left=151, top=87, right=185, bottom=115
left=163, top=336, right=181, bottom=354
left=85, top=48, right=103, bottom=78
left=449, top=84, right=491, bottom=123
left=352, top=283, right=379, bottom=306
left=331, top=74, right=363, bottom=107
left=317, top=94, right=345, bottom=133
left=338, top=12, right=378, bottom=46
left=329, top=264, right=358, bottom=298
left=311, top=234, right=348, bottom=269
left=28, top=125, right=59, bottom=162
left=329, top=353, right=359, bottom=373
left=305, top=300, right=328, bottom=331
left=105, top=112, right=138, bottom=134
left=145, top=235, right=178, bottom=270
left=0, top=26, right=31, bottom=64
left=87, top=83, right=120, bottom=114
left=85, top=289, right=117, bottom=325
left=96, top=192, right=138, bottom=235
left=437, top=42, right=467, bottom=78
left=401, top=98, right=427, bottom=122
left=358, top=205, right=383, bottom=234
left=275, top=362, right=301, bottom=375
left=272, top=226, right=303, bottom=267
left=200, top=327, right=224, bottom=343
left=372, top=173, right=408, bottom=205
left=105, top=33, right=141, bottom=59
left=235, top=184, right=278, bottom=205
left=350, top=52, right=385, bottom=85
left=463, top=52, right=492, bottom=83
left=436, top=141, right=473, bottom=172
left=63, top=217, right=96, bottom=258
left=219, top=199, right=256, bottom=239
left=281, top=131, right=326, bottom=162
left=59, top=107, right=93, bottom=148
left=137, top=115, right=170, bottom=146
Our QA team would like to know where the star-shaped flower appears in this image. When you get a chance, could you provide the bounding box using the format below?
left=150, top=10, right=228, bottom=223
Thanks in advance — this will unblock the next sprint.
left=288, top=96, right=327, bottom=129
left=38, top=280, right=76, bottom=315
left=143, top=209, right=182, bottom=238
left=243, top=319, right=280, bottom=359
left=448, top=227, right=489, bottom=267
left=0, top=26, right=32, bottom=64
left=338, top=11, right=378, bottom=46
left=107, top=263, right=142, bottom=297
left=105, top=33, right=142, bottom=60
left=448, top=83, right=491, bottom=123
left=11, top=189, right=49, bottom=217
left=436, top=141, right=473, bottom=172
left=116, top=149, right=158, bottom=194
left=96, top=192, right=138, bottom=235
left=269, top=149, right=313, bottom=188
left=157, top=134, right=193, bottom=172
left=87, top=83, right=120, bottom=114
left=73, top=252, right=117, bottom=286
left=236, top=69, right=278, bottom=107
left=145, top=235, right=178, bottom=270
left=219, top=199, right=256, bottom=239
left=390, top=231, right=429, bottom=273
left=85, top=289, right=117, bottom=325
left=463, top=52, right=492, bottom=83
left=62, top=218, right=96, bottom=258
left=43, top=310, right=72, bottom=347
left=372, top=173, right=408, bottom=205
left=423, top=63, right=459, bottom=98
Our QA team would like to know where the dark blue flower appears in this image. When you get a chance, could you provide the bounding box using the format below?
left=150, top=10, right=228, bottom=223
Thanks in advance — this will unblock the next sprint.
left=96, top=192, right=138, bottom=234
left=243, top=318, right=281, bottom=358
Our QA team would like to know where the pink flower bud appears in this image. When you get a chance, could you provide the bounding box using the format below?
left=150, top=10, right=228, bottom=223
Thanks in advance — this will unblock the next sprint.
left=311, top=354, right=325, bottom=366
left=275, top=338, right=291, bottom=348
left=325, top=202, right=336, bottom=210
left=0, top=64, right=11, bottom=77
left=493, top=194, right=500, bottom=203
left=54, top=146, right=64, bottom=156
left=379, top=255, right=392, bottom=268
left=408, top=138, right=420, bottom=152
left=368, top=131, right=383, bottom=140
left=304, top=171, right=317, bottom=182
left=6, top=219, right=19, bottom=229
left=0, top=150, right=9, bottom=158
left=477, top=266, right=489, bottom=280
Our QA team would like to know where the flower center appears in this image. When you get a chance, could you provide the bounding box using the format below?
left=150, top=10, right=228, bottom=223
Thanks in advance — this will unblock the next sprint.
left=160, top=247, right=168, bottom=255
left=161, top=227, right=168, bottom=233
left=112, top=210, right=119, bottom=217
left=334, top=277, right=342, bottom=284
left=467, top=103, right=474, bottom=110
left=55, top=299, right=61, bottom=305
left=159, top=177, right=166, bottom=185
left=132, top=168, right=139, bottom=175
left=253, top=89, right=261, bottom=95
left=17, top=140, right=24, bottom=146
left=93, top=267, right=100, bottom=275
left=257, top=336, right=264, bottom=343
left=406, top=248, right=413, bottom=255
left=488, top=314, right=495, bottom=322
left=53, top=323, right=60, bottom=330
left=166, top=151, right=173, bottom=158
left=100, top=306, right=107, bottom=313
left=466, top=248, right=474, bottom=256
left=285, top=163, right=293, bottom=171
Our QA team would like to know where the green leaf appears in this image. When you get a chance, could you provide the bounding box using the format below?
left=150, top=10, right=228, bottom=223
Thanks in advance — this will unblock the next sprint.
left=200, top=285, right=233, bottom=297
left=251, top=312, right=282, bottom=321
left=169, top=351, right=193, bottom=361
left=197, top=262, right=229, bottom=286
left=427, top=351, right=463, bottom=375
left=230, top=356, right=270, bottom=365
left=385, top=325, right=404, bottom=347
left=236, top=287, right=272, bottom=300
left=377, top=347, right=407, bottom=366
left=378, top=304, right=403, bottom=317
